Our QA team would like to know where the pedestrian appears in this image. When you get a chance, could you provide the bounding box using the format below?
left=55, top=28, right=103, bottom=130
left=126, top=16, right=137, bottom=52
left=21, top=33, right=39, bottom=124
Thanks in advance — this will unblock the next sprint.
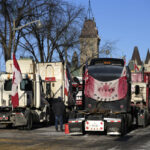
left=52, top=97, right=65, bottom=131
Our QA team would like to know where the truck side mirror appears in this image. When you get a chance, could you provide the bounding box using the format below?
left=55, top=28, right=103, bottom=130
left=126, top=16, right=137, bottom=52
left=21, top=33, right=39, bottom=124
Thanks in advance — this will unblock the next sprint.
left=135, top=85, right=140, bottom=95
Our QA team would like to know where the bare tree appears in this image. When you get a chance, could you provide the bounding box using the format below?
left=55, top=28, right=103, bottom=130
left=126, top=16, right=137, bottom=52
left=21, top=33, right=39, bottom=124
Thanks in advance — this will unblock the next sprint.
left=0, top=0, right=43, bottom=62
left=0, top=0, right=85, bottom=64
left=0, top=0, right=116, bottom=75
left=70, top=40, right=117, bottom=76
left=99, top=40, right=117, bottom=57
left=19, top=0, right=85, bottom=63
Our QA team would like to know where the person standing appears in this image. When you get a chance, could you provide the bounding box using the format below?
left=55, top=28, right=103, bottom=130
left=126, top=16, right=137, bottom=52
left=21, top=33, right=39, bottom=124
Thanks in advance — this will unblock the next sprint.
left=52, top=97, right=65, bottom=131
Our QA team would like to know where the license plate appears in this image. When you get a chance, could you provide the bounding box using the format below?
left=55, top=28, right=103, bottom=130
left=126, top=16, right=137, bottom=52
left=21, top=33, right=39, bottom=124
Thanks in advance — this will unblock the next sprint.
left=85, top=120, right=104, bottom=131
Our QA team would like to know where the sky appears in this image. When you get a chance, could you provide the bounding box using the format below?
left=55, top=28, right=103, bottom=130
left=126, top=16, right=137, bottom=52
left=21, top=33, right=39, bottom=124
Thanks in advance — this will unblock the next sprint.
left=1, top=0, right=149, bottom=71
left=68, top=0, right=150, bottom=63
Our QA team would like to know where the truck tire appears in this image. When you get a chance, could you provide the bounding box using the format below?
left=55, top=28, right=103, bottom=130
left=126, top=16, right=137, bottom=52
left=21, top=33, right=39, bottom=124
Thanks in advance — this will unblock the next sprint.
left=44, top=109, right=50, bottom=126
left=24, top=111, right=33, bottom=130
left=6, top=124, right=12, bottom=129
left=46, top=110, right=50, bottom=123
left=142, top=112, right=147, bottom=128
left=121, top=116, right=127, bottom=136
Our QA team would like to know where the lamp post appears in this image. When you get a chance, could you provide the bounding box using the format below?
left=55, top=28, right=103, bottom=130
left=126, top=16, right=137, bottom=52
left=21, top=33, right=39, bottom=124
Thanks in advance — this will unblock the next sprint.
left=13, top=19, right=16, bottom=54
left=13, top=20, right=42, bottom=31
left=13, top=19, right=42, bottom=53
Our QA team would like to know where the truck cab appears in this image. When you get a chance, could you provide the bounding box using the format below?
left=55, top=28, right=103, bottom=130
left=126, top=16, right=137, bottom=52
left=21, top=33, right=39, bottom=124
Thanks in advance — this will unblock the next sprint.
left=0, top=58, right=50, bottom=129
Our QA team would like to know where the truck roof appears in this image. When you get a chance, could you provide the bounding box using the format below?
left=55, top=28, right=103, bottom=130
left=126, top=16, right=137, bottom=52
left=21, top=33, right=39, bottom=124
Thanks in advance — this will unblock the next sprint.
left=36, top=62, right=64, bottom=81
left=90, top=58, right=125, bottom=66
left=6, top=59, right=35, bottom=74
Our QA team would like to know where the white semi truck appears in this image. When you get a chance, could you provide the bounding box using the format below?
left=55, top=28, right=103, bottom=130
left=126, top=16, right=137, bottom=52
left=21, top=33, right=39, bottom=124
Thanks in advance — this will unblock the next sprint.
left=37, top=62, right=75, bottom=109
left=131, top=72, right=150, bottom=127
left=0, top=58, right=50, bottom=129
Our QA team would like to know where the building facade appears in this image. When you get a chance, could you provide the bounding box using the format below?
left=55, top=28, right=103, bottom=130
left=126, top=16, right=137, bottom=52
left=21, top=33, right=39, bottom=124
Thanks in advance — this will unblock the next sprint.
left=80, top=18, right=100, bottom=66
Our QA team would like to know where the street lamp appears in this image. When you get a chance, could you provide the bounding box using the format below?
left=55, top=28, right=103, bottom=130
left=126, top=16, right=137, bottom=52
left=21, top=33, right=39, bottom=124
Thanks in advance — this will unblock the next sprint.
left=13, top=19, right=42, bottom=53
left=13, top=20, right=42, bottom=31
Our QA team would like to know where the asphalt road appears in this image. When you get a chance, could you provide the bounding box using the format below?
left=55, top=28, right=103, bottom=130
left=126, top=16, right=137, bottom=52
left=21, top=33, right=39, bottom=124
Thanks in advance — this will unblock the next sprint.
left=0, top=125, right=150, bottom=150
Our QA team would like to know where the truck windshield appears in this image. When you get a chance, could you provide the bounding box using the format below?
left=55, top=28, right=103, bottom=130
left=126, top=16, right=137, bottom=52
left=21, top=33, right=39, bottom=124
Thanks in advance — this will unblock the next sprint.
left=88, top=65, right=123, bottom=81
left=20, top=79, right=32, bottom=91
left=4, top=79, right=12, bottom=91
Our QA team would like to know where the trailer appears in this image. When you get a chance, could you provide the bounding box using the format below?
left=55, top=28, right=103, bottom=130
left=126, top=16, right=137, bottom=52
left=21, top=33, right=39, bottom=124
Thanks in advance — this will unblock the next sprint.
left=67, top=58, right=133, bottom=135
left=36, top=62, right=74, bottom=107
left=37, top=62, right=75, bottom=117
left=0, top=58, right=50, bottom=129
left=131, top=72, right=150, bottom=127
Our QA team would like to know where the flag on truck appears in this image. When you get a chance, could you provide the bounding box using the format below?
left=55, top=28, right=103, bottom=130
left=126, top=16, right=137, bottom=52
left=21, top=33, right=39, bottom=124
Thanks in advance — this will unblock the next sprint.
left=84, top=60, right=91, bottom=97
left=84, top=64, right=128, bottom=101
left=83, top=60, right=89, bottom=82
left=134, top=63, right=139, bottom=72
left=64, top=69, right=69, bottom=96
left=11, top=54, right=22, bottom=108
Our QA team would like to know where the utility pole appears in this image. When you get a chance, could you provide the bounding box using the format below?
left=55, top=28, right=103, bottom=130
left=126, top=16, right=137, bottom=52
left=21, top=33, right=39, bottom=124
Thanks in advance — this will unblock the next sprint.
left=12, top=0, right=17, bottom=54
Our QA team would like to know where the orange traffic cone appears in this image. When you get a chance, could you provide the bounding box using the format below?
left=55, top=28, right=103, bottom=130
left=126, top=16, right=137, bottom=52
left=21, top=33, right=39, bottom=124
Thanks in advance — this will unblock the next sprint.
left=65, top=124, right=69, bottom=134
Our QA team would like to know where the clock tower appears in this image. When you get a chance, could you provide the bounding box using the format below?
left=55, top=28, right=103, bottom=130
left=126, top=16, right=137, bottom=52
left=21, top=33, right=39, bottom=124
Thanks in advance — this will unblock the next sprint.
left=80, top=0, right=100, bottom=67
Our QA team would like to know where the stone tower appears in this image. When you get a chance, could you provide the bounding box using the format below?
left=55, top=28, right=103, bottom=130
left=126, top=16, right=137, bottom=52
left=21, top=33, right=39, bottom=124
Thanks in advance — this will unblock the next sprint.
left=80, top=0, right=100, bottom=66
left=128, top=46, right=142, bottom=72
left=131, top=46, right=142, bottom=65
left=145, top=49, right=150, bottom=64
left=144, top=49, right=150, bottom=72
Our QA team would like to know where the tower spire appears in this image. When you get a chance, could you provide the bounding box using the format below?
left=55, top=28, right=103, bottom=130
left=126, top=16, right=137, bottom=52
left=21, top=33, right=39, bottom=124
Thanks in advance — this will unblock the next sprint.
left=87, top=0, right=94, bottom=20
left=145, top=49, right=150, bottom=64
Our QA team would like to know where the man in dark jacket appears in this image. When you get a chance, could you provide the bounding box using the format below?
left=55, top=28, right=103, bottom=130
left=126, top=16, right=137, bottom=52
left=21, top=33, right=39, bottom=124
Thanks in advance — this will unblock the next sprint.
left=52, top=97, right=65, bottom=131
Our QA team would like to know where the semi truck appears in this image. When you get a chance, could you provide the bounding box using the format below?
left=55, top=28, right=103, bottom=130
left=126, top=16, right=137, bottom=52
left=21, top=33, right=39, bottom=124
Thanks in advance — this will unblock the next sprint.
left=67, top=58, right=150, bottom=135
left=68, top=58, right=132, bottom=135
left=36, top=62, right=75, bottom=123
left=72, top=76, right=83, bottom=110
left=0, top=58, right=50, bottom=129
left=131, top=71, right=150, bottom=127
left=36, top=62, right=74, bottom=108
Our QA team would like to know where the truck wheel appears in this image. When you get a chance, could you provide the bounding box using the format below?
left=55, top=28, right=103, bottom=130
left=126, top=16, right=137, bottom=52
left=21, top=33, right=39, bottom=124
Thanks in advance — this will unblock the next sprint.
left=143, top=113, right=147, bottom=128
left=24, top=112, right=33, bottom=130
left=45, top=109, right=50, bottom=125
left=121, top=117, right=127, bottom=136
left=6, top=124, right=12, bottom=129
left=46, top=112, right=50, bottom=123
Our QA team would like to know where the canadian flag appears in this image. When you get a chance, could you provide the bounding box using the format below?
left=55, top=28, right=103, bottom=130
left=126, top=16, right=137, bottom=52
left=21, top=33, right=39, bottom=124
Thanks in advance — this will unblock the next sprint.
left=134, top=64, right=139, bottom=72
left=83, top=61, right=88, bottom=82
left=11, top=54, right=22, bottom=108
left=64, top=70, right=69, bottom=96
left=84, top=64, right=128, bottom=101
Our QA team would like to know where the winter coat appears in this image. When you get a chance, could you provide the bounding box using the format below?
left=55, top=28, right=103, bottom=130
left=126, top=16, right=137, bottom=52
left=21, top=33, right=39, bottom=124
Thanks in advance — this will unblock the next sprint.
left=52, top=100, right=65, bottom=116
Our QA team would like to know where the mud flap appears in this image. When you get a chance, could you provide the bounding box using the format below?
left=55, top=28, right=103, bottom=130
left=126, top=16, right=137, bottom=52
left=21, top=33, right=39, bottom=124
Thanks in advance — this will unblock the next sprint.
left=68, top=120, right=84, bottom=135
left=137, top=110, right=148, bottom=127
left=104, top=118, right=122, bottom=135
left=14, top=113, right=27, bottom=126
